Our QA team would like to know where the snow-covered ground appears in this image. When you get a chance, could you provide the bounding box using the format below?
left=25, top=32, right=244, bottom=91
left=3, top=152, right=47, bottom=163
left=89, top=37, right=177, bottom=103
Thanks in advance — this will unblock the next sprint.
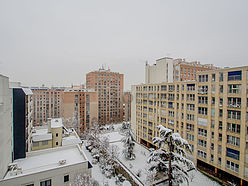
left=83, top=123, right=220, bottom=186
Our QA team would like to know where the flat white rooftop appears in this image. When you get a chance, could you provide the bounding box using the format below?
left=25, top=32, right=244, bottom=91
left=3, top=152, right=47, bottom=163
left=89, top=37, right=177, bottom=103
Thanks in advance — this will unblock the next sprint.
left=4, top=145, right=87, bottom=179
left=31, top=128, right=52, bottom=142
left=51, top=118, right=63, bottom=128
left=62, top=135, right=82, bottom=146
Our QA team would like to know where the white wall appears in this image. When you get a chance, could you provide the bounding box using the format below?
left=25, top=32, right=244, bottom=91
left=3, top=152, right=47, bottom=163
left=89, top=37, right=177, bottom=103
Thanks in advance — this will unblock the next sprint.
left=0, top=162, right=91, bottom=186
left=145, top=58, right=175, bottom=84
left=0, top=75, right=13, bottom=179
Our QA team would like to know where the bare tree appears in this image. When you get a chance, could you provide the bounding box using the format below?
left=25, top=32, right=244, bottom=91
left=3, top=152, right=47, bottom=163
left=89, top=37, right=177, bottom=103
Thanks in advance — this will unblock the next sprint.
left=68, top=173, right=99, bottom=186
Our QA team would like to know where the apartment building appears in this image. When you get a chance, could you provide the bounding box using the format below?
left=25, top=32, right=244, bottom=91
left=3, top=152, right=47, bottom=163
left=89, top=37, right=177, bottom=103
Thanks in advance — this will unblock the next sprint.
left=63, top=88, right=98, bottom=134
left=86, top=67, right=124, bottom=125
left=31, top=87, right=64, bottom=125
left=0, top=75, right=13, bottom=179
left=123, top=91, right=131, bottom=122
left=132, top=66, right=248, bottom=185
left=145, top=57, right=217, bottom=84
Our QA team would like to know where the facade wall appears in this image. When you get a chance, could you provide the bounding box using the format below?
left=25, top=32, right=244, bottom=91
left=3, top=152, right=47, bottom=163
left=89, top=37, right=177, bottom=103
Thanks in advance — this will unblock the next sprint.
left=145, top=58, right=174, bottom=84
left=133, top=66, right=248, bottom=182
left=51, top=127, right=63, bottom=147
left=0, top=162, right=91, bottom=186
left=86, top=69, right=124, bottom=125
left=32, top=88, right=63, bottom=126
left=0, top=75, right=12, bottom=178
left=63, top=90, right=98, bottom=134
left=123, top=92, right=131, bottom=121
left=31, top=140, right=53, bottom=151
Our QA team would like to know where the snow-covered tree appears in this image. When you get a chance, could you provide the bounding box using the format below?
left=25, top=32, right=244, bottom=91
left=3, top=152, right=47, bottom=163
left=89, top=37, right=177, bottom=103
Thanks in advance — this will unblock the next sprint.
left=69, top=173, right=99, bottom=186
left=147, top=125, right=195, bottom=186
left=122, top=130, right=136, bottom=160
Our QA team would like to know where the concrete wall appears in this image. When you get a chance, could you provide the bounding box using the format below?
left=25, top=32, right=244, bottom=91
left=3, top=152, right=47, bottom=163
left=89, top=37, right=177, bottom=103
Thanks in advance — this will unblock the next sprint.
left=31, top=140, right=53, bottom=151
left=145, top=58, right=174, bottom=84
left=0, top=75, right=13, bottom=178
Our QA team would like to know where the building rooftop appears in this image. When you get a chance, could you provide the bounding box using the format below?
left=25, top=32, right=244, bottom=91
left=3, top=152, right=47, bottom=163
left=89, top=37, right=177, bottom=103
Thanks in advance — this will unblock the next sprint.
left=4, top=145, right=87, bottom=180
left=51, top=118, right=63, bottom=128
left=62, top=135, right=82, bottom=146
left=31, top=128, right=52, bottom=142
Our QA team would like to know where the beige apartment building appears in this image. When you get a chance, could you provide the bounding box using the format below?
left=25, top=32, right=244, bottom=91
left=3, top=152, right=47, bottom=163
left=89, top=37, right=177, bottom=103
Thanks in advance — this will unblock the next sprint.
left=145, top=57, right=217, bottom=84
left=132, top=66, right=248, bottom=185
left=63, top=88, right=98, bottom=134
left=31, top=87, right=64, bottom=125
left=86, top=67, right=124, bottom=125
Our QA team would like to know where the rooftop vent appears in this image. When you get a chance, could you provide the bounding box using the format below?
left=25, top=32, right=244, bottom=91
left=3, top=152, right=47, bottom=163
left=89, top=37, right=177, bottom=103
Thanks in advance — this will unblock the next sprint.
left=58, top=160, right=66, bottom=165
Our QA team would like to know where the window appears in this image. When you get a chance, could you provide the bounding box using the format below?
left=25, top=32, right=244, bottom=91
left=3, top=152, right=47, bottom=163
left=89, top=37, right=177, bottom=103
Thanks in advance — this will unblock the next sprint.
left=199, top=75, right=208, bottom=82
left=187, top=104, right=195, bottom=111
left=219, top=72, right=223, bottom=82
left=227, top=110, right=241, bottom=120
left=197, top=150, right=207, bottom=159
left=186, top=133, right=194, bottom=141
left=198, top=128, right=207, bottom=137
left=218, top=121, right=223, bottom=130
left=227, top=135, right=240, bottom=146
left=56, top=133, right=58, bottom=137
left=219, top=85, right=223, bottom=93
left=187, top=114, right=194, bottom=121
left=218, top=157, right=221, bottom=166
left=56, top=142, right=58, bottom=146
left=198, top=96, right=208, bottom=104
left=227, top=123, right=240, bottom=134
left=40, top=179, right=51, bottom=186
left=211, top=120, right=215, bottom=128
left=64, top=175, right=69, bottom=182
left=198, top=107, right=208, bottom=115
left=211, top=132, right=214, bottom=139
left=226, top=148, right=240, bottom=160
left=186, top=123, right=194, bottom=131
left=198, top=86, right=208, bottom=94
left=42, top=140, right=48, bottom=146
left=228, top=84, right=241, bottom=94
left=226, top=160, right=239, bottom=173
left=198, top=139, right=207, bottom=148
left=33, top=142, right=39, bottom=147
left=228, top=70, right=242, bottom=81
left=212, top=74, right=215, bottom=82
left=218, top=145, right=222, bottom=154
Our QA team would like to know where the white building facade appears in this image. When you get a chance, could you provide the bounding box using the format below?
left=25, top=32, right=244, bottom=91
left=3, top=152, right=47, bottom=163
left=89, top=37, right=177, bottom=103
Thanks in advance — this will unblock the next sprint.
left=0, top=75, right=13, bottom=179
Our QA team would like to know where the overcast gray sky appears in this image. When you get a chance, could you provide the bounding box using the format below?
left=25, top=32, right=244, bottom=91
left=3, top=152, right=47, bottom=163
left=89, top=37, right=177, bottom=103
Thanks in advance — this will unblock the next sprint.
left=0, top=0, right=247, bottom=90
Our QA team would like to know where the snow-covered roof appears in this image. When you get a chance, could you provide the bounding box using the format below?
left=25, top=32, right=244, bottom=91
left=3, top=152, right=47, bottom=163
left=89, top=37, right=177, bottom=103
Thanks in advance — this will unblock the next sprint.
left=51, top=118, right=63, bottom=128
left=22, top=88, right=33, bottom=95
left=62, top=135, right=82, bottom=146
left=31, top=129, right=52, bottom=142
left=101, top=132, right=123, bottom=143
left=4, top=145, right=88, bottom=180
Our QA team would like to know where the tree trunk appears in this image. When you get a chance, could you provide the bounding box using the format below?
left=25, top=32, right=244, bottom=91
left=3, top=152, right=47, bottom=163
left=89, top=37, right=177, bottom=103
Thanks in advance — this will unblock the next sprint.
left=168, top=141, right=172, bottom=186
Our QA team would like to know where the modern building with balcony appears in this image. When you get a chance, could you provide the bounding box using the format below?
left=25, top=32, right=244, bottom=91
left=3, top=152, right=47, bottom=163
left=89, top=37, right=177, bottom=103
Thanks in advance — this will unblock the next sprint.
left=132, top=66, right=248, bottom=185
left=145, top=57, right=218, bottom=84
